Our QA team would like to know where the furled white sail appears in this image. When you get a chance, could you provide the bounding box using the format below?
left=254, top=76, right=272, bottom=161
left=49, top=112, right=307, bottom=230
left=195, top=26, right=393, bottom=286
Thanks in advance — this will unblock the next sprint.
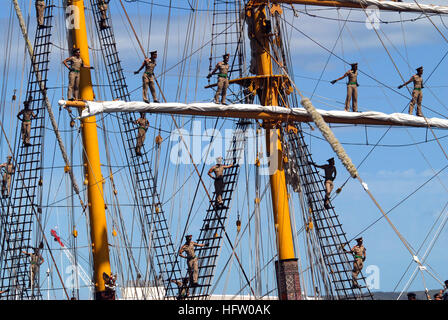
left=341, top=0, right=448, bottom=14
left=58, top=100, right=448, bottom=129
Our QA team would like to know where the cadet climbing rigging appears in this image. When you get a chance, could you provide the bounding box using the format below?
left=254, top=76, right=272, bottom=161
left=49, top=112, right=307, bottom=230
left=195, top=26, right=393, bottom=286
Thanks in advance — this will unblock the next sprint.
left=0, top=156, right=15, bottom=199
left=17, top=99, right=38, bottom=147
left=343, top=237, right=366, bottom=289
left=309, top=157, right=337, bottom=209
left=133, top=112, right=149, bottom=157
left=178, top=235, right=206, bottom=287
left=208, top=156, right=234, bottom=208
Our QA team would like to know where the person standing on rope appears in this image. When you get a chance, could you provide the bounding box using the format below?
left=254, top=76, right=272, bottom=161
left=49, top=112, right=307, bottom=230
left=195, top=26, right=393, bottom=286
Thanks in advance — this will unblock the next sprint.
left=208, top=156, right=234, bottom=208
left=179, top=235, right=206, bottom=287
left=17, top=99, right=38, bottom=147
left=398, top=66, right=424, bottom=117
left=133, top=112, right=149, bottom=157
left=98, top=0, right=110, bottom=30
left=309, top=157, right=336, bottom=209
left=331, top=63, right=359, bottom=112
left=0, top=156, right=15, bottom=199
left=35, top=0, right=46, bottom=28
left=170, top=278, right=190, bottom=300
left=62, top=48, right=94, bottom=101
left=343, top=237, right=366, bottom=289
left=134, top=51, right=159, bottom=103
left=207, top=53, right=230, bottom=105
left=22, top=247, right=44, bottom=292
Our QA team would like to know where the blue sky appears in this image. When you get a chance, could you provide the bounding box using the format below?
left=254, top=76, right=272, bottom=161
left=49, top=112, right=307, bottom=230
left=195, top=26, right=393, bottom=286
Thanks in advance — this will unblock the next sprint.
left=0, top=0, right=447, bottom=299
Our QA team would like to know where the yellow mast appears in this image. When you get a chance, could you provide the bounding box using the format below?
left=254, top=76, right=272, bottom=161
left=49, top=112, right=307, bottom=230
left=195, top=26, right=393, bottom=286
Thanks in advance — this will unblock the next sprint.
left=65, top=0, right=112, bottom=300
left=246, top=2, right=301, bottom=299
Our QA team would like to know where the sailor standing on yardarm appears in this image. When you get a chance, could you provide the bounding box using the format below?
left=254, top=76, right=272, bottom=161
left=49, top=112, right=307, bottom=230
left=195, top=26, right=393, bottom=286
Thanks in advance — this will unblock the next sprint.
left=331, top=63, right=359, bottom=112
left=398, top=66, right=424, bottom=117
left=62, top=48, right=94, bottom=101
left=134, top=51, right=159, bottom=103
left=207, top=53, right=230, bottom=105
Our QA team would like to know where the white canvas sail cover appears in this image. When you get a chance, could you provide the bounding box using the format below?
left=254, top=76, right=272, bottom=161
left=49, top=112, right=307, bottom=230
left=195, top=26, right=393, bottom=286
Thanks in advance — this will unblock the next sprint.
left=340, top=0, right=448, bottom=14
left=58, top=100, right=448, bottom=129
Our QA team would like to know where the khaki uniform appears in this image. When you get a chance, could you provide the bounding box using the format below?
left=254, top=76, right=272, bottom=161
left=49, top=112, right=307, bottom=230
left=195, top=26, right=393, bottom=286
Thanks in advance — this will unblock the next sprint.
left=18, top=109, right=37, bottom=145
left=351, top=244, right=366, bottom=287
left=180, top=242, right=200, bottom=284
left=409, top=75, right=423, bottom=116
left=98, top=0, right=109, bottom=29
left=0, top=161, right=14, bottom=198
left=134, top=117, right=149, bottom=155
left=66, top=56, right=84, bottom=100
left=36, top=0, right=45, bottom=27
left=212, top=165, right=225, bottom=204
left=142, top=58, right=158, bottom=103
left=29, top=252, right=44, bottom=289
left=214, top=61, right=230, bottom=104
left=345, top=70, right=358, bottom=112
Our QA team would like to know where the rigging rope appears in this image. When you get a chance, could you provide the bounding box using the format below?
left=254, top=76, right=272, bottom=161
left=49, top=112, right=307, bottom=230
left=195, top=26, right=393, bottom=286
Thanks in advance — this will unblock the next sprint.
left=117, top=0, right=257, bottom=295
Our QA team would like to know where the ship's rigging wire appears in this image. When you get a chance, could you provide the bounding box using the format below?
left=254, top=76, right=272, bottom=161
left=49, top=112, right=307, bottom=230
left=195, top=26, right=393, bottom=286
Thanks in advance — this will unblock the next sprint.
left=264, top=10, right=446, bottom=294
left=310, top=9, right=352, bottom=100
left=294, top=8, right=448, bottom=291
left=410, top=0, right=448, bottom=44
left=393, top=200, right=448, bottom=297
left=396, top=206, right=448, bottom=298
left=283, top=8, right=448, bottom=205
left=117, top=1, right=258, bottom=297
left=280, top=15, right=448, bottom=119
left=5, top=0, right=447, bottom=299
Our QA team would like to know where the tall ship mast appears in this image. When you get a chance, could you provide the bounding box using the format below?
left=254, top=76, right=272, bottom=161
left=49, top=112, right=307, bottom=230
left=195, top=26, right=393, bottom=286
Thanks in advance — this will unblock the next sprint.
left=0, top=0, right=447, bottom=300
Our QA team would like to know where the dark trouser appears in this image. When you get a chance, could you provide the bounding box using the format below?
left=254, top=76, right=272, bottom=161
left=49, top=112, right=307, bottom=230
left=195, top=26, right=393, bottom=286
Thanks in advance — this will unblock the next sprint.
left=214, top=177, right=224, bottom=204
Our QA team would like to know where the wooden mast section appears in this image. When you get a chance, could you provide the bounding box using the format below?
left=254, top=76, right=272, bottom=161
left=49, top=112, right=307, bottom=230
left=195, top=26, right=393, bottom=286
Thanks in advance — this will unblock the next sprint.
left=65, top=0, right=113, bottom=300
